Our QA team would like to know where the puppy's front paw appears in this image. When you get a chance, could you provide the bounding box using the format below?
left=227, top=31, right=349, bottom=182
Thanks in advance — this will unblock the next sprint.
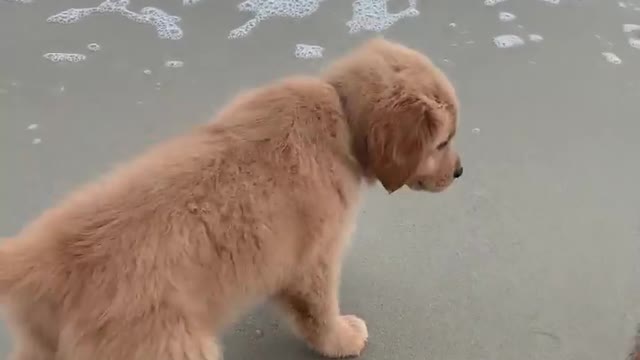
left=317, top=315, right=368, bottom=358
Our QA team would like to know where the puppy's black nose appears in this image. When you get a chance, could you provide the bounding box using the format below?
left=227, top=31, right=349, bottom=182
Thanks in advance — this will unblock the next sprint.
left=453, top=167, right=463, bottom=179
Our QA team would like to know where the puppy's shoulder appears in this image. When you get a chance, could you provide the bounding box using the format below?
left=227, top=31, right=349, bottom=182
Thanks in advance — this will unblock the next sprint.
left=278, top=76, right=340, bottom=99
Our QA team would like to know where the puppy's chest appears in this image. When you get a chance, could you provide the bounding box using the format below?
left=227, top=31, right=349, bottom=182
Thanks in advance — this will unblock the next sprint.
left=293, top=175, right=361, bottom=256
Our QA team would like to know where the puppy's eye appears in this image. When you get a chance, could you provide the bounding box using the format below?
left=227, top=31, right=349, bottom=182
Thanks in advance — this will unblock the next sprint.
left=436, top=141, right=449, bottom=150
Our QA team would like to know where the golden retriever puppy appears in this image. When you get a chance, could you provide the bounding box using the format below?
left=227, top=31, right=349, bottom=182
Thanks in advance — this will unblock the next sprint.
left=0, top=38, right=462, bottom=360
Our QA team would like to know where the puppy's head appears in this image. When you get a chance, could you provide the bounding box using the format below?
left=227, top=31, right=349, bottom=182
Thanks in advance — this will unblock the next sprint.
left=325, top=38, right=462, bottom=193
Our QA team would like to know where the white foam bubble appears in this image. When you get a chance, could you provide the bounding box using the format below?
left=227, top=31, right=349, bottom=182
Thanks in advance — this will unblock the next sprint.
left=618, top=1, right=628, bottom=8
left=629, top=38, right=640, bottom=49
left=493, top=34, right=524, bottom=48
left=27, top=124, right=38, bottom=130
left=484, top=0, right=508, bottom=6
left=47, top=0, right=183, bottom=40
left=294, top=44, right=324, bottom=59
left=498, top=12, right=516, bottom=22
left=143, top=69, right=153, bottom=75
left=539, top=0, right=559, bottom=4
left=229, top=0, right=325, bottom=39
left=43, top=53, right=87, bottom=63
left=165, top=60, right=184, bottom=68
left=32, top=138, right=42, bottom=145
left=472, top=128, right=480, bottom=134
left=623, top=23, right=640, bottom=33
left=347, top=0, right=419, bottom=34
left=46, top=8, right=98, bottom=24
left=183, top=0, right=202, bottom=5
left=602, top=52, right=622, bottom=64
left=448, top=22, right=456, bottom=28
left=87, top=43, right=101, bottom=51
left=528, top=33, right=543, bottom=42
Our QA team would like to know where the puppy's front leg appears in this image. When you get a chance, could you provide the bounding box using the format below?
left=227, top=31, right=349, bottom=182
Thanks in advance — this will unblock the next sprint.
left=275, top=257, right=368, bottom=358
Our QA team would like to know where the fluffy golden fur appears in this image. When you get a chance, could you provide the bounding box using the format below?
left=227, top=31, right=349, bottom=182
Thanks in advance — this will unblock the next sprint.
left=0, top=38, right=462, bottom=360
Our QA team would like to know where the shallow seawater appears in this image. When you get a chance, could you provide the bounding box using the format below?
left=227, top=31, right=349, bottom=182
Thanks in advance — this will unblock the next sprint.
left=47, top=0, right=183, bottom=40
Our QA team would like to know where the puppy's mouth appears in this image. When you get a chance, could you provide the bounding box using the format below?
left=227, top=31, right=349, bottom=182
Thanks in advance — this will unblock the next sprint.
left=408, top=179, right=450, bottom=193
left=409, top=180, right=441, bottom=192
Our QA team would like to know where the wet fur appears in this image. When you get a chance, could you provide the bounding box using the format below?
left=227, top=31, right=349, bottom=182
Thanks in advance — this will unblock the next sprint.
left=0, top=38, right=461, bottom=360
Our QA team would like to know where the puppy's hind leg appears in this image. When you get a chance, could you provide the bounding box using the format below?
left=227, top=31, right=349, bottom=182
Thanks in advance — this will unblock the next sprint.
left=57, top=314, right=221, bottom=360
left=275, top=256, right=368, bottom=358
left=6, top=300, right=58, bottom=360
left=8, top=330, right=56, bottom=360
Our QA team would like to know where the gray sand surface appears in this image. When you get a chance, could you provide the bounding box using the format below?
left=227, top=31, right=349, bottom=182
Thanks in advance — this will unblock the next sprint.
left=1, top=1, right=639, bottom=359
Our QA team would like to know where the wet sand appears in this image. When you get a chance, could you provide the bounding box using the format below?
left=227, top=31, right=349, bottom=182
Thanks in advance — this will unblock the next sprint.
left=1, top=0, right=640, bottom=359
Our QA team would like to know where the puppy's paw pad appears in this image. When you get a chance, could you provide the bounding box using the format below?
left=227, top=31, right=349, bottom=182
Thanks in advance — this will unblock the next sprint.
left=321, top=315, right=368, bottom=358
left=341, top=315, right=368, bottom=342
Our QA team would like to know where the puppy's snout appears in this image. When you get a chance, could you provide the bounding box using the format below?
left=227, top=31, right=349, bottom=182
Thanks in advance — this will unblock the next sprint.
left=453, top=166, right=463, bottom=179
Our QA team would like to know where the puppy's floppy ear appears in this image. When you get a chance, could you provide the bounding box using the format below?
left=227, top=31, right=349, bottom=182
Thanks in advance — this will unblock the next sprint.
left=367, top=87, right=437, bottom=193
